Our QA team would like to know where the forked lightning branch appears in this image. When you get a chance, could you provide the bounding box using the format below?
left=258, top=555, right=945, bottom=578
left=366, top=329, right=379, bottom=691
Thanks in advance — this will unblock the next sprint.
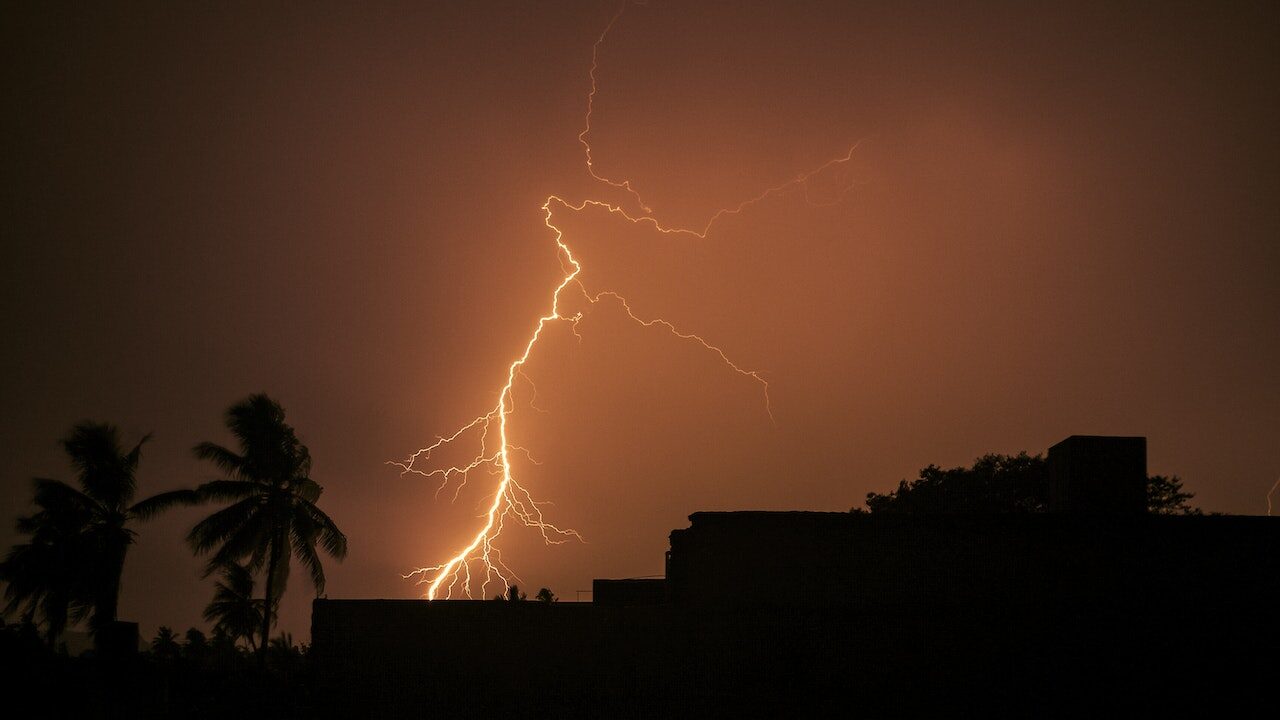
left=390, top=2, right=859, bottom=600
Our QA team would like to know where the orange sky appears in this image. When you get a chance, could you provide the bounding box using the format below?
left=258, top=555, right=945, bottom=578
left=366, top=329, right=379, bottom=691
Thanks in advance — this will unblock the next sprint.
left=2, top=1, right=1277, bottom=639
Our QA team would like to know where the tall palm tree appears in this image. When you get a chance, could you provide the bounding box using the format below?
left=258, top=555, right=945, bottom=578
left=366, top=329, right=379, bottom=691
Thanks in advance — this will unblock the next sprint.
left=188, top=394, right=347, bottom=653
left=203, top=562, right=263, bottom=650
left=0, top=422, right=195, bottom=639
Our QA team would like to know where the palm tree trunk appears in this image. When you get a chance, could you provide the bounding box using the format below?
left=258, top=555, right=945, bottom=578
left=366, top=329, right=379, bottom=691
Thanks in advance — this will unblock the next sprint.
left=45, top=615, right=59, bottom=649
left=46, top=594, right=68, bottom=649
left=260, top=531, right=280, bottom=658
left=97, top=545, right=126, bottom=628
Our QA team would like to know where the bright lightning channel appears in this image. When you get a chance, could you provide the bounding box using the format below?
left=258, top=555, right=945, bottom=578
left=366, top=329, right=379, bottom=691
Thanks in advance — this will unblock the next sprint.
left=390, top=1, right=860, bottom=600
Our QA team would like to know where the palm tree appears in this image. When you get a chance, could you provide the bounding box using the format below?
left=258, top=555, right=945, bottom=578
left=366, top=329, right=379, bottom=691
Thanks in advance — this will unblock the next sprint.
left=151, top=625, right=180, bottom=659
left=0, top=486, right=93, bottom=646
left=188, top=394, right=347, bottom=654
left=0, top=422, right=195, bottom=639
left=182, top=627, right=209, bottom=661
left=203, top=562, right=263, bottom=651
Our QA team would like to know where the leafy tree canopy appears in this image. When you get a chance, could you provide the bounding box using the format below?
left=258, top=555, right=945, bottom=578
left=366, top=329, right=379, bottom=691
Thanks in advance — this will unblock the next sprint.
left=858, top=452, right=1199, bottom=515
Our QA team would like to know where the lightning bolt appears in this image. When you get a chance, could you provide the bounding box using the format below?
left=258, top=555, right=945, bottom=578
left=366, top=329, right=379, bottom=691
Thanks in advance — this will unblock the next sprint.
left=391, top=1, right=860, bottom=600
left=1268, top=477, right=1280, bottom=516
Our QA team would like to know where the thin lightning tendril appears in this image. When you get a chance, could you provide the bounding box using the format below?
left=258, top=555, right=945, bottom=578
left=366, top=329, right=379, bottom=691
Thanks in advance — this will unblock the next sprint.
left=390, top=2, right=860, bottom=600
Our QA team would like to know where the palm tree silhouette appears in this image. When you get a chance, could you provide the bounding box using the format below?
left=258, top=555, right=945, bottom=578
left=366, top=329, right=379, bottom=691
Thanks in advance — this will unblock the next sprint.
left=151, top=625, right=180, bottom=659
left=0, top=422, right=196, bottom=641
left=0, top=487, right=92, bottom=646
left=188, top=394, right=347, bottom=654
left=203, top=562, right=263, bottom=651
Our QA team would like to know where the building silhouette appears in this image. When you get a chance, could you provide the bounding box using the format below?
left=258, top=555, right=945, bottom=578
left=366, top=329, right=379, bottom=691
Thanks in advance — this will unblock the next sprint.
left=312, top=436, right=1280, bottom=716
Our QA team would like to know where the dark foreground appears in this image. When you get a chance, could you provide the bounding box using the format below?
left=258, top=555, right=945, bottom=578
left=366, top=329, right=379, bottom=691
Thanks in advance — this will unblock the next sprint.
left=312, top=511, right=1280, bottom=718
left=7, top=510, right=1279, bottom=718
left=0, top=623, right=314, bottom=719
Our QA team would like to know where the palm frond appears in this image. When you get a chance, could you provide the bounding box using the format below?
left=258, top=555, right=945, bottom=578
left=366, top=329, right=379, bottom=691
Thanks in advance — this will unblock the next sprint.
left=243, top=542, right=268, bottom=576
left=217, top=561, right=256, bottom=599
left=121, top=433, right=152, bottom=476
left=295, top=447, right=313, bottom=480
left=294, top=478, right=322, bottom=503
left=61, top=421, right=121, bottom=476
left=187, top=497, right=263, bottom=555
left=196, top=479, right=264, bottom=501
left=62, top=422, right=136, bottom=509
left=291, top=521, right=327, bottom=595
left=192, top=443, right=248, bottom=481
left=0, top=543, right=49, bottom=615
left=130, top=489, right=201, bottom=520
left=205, top=518, right=271, bottom=576
left=300, top=500, right=348, bottom=560
left=30, top=479, right=96, bottom=519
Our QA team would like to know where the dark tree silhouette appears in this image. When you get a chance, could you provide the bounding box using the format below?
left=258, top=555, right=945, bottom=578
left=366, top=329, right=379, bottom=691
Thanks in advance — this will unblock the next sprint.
left=863, top=453, right=1048, bottom=514
left=203, top=562, right=264, bottom=651
left=183, top=627, right=208, bottom=659
left=535, top=587, right=557, bottom=604
left=0, top=485, right=92, bottom=646
left=188, top=394, right=348, bottom=654
left=152, top=625, right=180, bottom=659
left=0, top=422, right=196, bottom=642
left=268, top=632, right=303, bottom=660
left=860, top=452, right=1199, bottom=514
left=208, top=625, right=240, bottom=657
left=1146, top=474, right=1201, bottom=515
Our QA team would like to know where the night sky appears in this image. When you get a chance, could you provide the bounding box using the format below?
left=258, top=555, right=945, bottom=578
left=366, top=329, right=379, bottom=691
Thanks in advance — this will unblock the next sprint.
left=2, top=0, right=1277, bottom=639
